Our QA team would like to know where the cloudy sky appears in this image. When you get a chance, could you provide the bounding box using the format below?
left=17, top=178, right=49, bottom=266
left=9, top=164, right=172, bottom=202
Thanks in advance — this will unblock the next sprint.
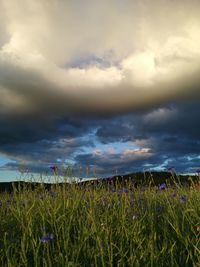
left=0, top=0, right=200, bottom=181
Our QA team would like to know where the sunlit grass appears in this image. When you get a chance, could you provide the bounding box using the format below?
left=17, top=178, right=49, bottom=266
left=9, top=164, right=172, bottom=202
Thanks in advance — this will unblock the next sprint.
left=0, top=174, right=199, bottom=267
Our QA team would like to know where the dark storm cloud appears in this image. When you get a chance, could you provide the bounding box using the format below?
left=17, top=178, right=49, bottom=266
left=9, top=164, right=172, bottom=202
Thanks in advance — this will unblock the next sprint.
left=0, top=116, right=95, bottom=146
left=0, top=100, right=199, bottom=175
left=0, top=115, right=97, bottom=173
left=74, top=149, right=154, bottom=176
left=96, top=101, right=200, bottom=144
left=87, top=100, right=200, bottom=174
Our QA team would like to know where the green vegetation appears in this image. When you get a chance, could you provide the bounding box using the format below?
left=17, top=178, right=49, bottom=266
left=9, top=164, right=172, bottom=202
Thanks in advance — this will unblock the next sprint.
left=0, top=175, right=199, bottom=267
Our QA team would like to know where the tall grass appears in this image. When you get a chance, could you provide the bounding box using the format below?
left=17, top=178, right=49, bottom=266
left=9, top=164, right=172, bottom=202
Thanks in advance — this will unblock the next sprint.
left=0, top=175, right=199, bottom=267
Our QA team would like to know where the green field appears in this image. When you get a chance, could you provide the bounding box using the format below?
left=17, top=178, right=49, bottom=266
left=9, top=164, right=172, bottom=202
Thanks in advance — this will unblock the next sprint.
left=0, top=176, right=199, bottom=267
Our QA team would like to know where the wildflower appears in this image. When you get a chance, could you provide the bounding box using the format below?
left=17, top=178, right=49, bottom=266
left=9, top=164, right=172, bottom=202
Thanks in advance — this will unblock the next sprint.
left=167, top=166, right=175, bottom=171
left=111, top=188, right=116, bottom=192
left=40, top=233, right=54, bottom=243
left=180, top=195, right=187, bottom=202
left=123, top=187, right=129, bottom=193
left=169, top=193, right=176, bottom=198
left=49, top=191, right=56, bottom=198
left=159, top=183, right=167, bottom=190
left=79, top=177, right=83, bottom=182
left=50, top=165, right=58, bottom=173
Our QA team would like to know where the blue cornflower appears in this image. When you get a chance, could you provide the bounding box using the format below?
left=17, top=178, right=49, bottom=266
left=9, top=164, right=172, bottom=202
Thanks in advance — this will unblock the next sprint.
left=40, top=233, right=54, bottom=243
left=123, top=188, right=129, bottom=193
left=159, top=183, right=167, bottom=190
left=169, top=193, right=176, bottom=198
left=180, top=195, right=187, bottom=202
left=50, top=165, right=58, bottom=173
left=49, top=191, right=56, bottom=198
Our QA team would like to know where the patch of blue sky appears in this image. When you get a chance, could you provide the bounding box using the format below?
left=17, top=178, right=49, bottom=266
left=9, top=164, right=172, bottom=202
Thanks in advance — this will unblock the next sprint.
left=0, top=155, right=19, bottom=182
left=64, top=50, right=120, bottom=69
left=186, top=155, right=200, bottom=161
left=72, top=128, right=141, bottom=156
left=0, top=154, right=15, bottom=167
left=77, top=140, right=141, bottom=156
left=143, top=158, right=171, bottom=173
left=0, top=170, right=19, bottom=182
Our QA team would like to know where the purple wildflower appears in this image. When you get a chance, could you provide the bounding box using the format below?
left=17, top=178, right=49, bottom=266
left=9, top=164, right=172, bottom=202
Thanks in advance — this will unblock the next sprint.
left=50, top=165, right=58, bottom=173
left=159, top=183, right=167, bottom=190
left=180, top=195, right=187, bottom=202
left=111, top=188, right=116, bottom=192
left=169, top=193, right=176, bottom=198
left=123, top=188, right=129, bottom=193
left=40, top=233, right=54, bottom=243
left=49, top=191, right=56, bottom=198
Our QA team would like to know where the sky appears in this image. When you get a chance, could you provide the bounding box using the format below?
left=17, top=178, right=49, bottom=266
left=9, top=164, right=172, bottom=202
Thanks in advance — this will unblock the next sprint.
left=0, top=0, right=200, bottom=182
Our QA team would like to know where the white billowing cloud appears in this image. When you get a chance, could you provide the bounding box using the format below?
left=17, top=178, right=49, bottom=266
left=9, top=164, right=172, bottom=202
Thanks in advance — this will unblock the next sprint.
left=90, top=147, right=153, bottom=166
left=0, top=0, right=200, bottom=116
left=121, top=148, right=152, bottom=160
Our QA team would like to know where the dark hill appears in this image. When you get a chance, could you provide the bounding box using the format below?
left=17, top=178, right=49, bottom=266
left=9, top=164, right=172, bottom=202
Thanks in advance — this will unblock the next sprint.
left=0, top=172, right=198, bottom=193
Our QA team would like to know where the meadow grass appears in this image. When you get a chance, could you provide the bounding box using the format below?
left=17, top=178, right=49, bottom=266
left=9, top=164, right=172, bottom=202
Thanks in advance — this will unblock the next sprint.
left=0, top=175, right=199, bottom=267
